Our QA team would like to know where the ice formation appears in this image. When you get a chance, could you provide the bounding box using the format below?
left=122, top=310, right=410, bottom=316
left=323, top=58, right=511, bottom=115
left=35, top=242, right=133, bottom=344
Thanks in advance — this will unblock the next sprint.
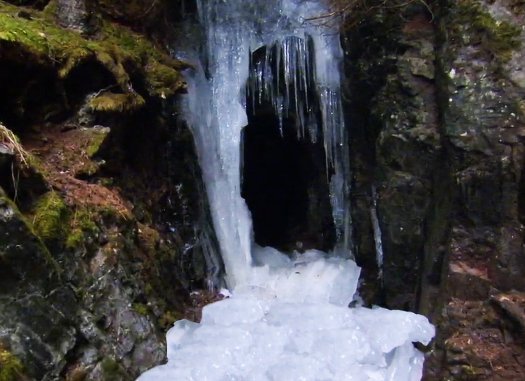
left=138, top=247, right=434, bottom=380
left=138, top=0, right=434, bottom=380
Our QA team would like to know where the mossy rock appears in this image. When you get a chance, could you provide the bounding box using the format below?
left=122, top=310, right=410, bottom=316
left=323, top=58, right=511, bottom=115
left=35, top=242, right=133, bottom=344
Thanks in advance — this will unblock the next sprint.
left=32, top=190, right=68, bottom=242
left=85, top=127, right=110, bottom=158
left=132, top=303, right=149, bottom=316
left=0, top=0, right=187, bottom=103
left=145, top=60, right=187, bottom=98
left=100, top=357, right=127, bottom=381
left=65, top=227, right=84, bottom=249
left=0, top=186, right=60, bottom=278
left=66, top=207, right=99, bottom=249
left=159, top=310, right=181, bottom=330
left=452, top=0, right=521, bottom=60
left=88, top=92, right=145, bottom=113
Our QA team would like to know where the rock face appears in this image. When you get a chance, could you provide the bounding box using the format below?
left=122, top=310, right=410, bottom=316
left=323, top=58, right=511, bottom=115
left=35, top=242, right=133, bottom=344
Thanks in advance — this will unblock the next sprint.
left=56, top=0, right=91, bottom=32
left=0, top=1, right=214, bottom=380
left=345, top=2, right=440, bottom=309
left=345, top=0, right=525, bottom=379
left=0, top=189, right=78, bottom=379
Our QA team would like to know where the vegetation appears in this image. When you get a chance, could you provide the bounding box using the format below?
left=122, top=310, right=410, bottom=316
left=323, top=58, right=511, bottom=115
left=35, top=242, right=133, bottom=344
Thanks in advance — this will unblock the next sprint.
left=88, top=92, right=145, bottom=114
left=159, top=310, right=181, bottom=330
left=0, top=0, right=187, bottom=103
left=100, top=357, right=127, bottom=380
left=132, top=303, right=149, bottom=316
left=66, top=207, right=99, bottom=249
left=453, top=0, right=521, bottom=60
left=32, top=191, right=68, bottom=242
left=0, top=346, right=24, bottom=381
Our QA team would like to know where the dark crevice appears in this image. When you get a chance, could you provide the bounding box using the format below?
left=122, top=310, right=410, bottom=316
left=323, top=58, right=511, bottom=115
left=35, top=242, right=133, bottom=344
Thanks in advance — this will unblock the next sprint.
left=0, top=43, right=63, bottom=131
left=64, top=58, right=117, bottom=110
left=241, top=43, right=335, bottom=253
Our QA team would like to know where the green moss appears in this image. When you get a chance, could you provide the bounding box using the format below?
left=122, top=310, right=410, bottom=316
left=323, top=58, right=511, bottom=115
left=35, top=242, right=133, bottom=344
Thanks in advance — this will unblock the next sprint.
left=0, top=347, right=24, bottom=381
left=84, top=128, right=109, bottom=158
left=99, top=205, right=128, bottom=221
left=66, top=228, right=84, bottom=249
left=0, top=189, right=61, bottom=275
left=159, top=310, right=181, bottom=330
left=25, top=152, right=50, bottom=178
left=42, top=0, right=58, bottom=19
left=100, top=357, right=126, bottom=380
left=0, top=0, right=187, bottom=100
left=144, top=283, right=154, bottom=296
left=92, top=50, right=130, bottom=89
left=57, top=48, right=93, bottom=79
left=75, top=210, right=97, bottom=231
left=88, top=92, right=145, bottom=114
left=66, top=208, right=99, bottom=249
left=454, top=1, right=522, bottom=60
left=132, top=303, right=149, bottom=316
left=145, top=60, right=186, bottom=99
left=32, top=191, right=68, bottom=242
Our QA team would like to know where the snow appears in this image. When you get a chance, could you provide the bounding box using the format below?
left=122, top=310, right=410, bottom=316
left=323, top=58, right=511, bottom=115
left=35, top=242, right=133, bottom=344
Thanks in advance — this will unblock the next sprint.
left=137, top=0, right=435, bottom=379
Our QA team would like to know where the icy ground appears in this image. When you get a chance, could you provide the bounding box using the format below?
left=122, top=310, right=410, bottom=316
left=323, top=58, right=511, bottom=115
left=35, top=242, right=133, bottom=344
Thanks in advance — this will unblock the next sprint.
left=138, top=248, right=434, bottom=381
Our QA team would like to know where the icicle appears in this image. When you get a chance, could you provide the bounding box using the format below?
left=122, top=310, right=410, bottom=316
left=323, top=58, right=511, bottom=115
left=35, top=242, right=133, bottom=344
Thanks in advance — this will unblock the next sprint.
left=283, top=40, right=291, bottom=118
left=277, top=95, right=284, bottom=136
left=370, top=185, right=384, bottom=281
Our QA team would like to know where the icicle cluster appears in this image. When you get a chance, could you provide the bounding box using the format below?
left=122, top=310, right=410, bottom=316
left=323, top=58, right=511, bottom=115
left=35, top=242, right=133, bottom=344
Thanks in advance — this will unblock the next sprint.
left=248, top=36, right=318, bottom=140
left=244, top=12, right=350, bottom=251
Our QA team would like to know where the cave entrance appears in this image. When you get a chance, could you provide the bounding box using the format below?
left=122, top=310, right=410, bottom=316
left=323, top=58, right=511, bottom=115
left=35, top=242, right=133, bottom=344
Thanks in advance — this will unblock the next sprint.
left=241, top=43, right=335, bottom=253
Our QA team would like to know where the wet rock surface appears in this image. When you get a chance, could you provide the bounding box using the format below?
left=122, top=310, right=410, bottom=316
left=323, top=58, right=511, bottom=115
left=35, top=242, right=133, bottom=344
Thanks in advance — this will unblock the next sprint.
left=346, top=0, right=525, bottom=379
left=0, top=188, right=77, bottom=379
left=345, top=3, right=439, bottom=310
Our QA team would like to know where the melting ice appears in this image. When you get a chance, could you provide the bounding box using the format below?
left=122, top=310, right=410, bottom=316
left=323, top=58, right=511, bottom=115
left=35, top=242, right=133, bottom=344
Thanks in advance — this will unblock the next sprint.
left=138, top=0, right=434, bottom=380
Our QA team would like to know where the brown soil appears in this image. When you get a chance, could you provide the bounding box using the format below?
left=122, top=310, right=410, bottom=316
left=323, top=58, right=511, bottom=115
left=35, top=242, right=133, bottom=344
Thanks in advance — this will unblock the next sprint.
left=24, top=124, right=132, bottom=217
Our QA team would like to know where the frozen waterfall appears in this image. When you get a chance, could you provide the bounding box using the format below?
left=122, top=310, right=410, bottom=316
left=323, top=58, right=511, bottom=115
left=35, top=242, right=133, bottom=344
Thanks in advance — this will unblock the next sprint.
left=138, top=0, right=434, bottom=380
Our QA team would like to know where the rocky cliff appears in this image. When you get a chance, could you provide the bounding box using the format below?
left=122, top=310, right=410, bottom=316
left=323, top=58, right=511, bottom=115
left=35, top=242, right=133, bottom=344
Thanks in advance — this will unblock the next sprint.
left=345, top=0, right=525, bottom=379
left=0, top=1, right=215, bottom=379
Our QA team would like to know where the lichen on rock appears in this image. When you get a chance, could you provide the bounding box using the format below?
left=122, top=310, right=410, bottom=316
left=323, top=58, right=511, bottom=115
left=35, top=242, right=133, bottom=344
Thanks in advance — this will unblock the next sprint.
left=451, top=0, right=522, bottom=61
